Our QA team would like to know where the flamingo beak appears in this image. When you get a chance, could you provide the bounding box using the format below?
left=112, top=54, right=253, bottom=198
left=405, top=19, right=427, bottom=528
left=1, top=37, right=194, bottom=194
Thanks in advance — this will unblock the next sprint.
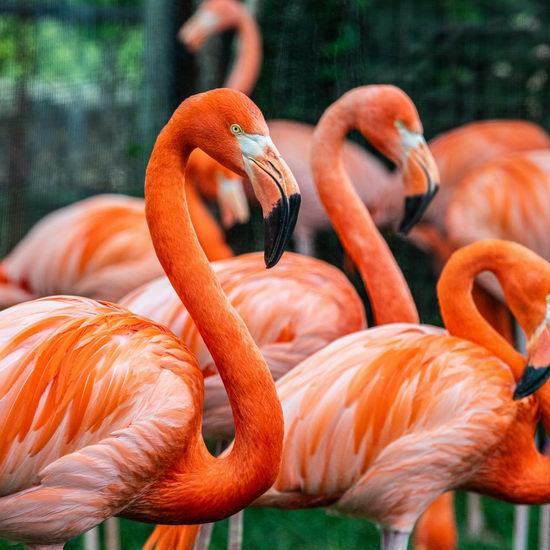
left=240, top=135, right=300, bottom=268
left=514, top=309, right=550, bottom=399
left=398, top=130, right=439, bottom=235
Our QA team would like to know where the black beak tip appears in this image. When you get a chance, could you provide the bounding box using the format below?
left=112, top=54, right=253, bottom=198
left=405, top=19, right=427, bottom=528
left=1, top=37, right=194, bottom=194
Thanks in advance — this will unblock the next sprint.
left=263, top=193, right=301, bottom=269
left=513, top=365, right=550, bottom=400
left=398, top=186, right=439, bottom=236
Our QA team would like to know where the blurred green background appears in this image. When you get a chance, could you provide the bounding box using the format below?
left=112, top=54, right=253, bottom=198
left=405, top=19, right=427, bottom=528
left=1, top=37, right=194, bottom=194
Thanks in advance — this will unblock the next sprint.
left=0, top=0, right=549, bottom=548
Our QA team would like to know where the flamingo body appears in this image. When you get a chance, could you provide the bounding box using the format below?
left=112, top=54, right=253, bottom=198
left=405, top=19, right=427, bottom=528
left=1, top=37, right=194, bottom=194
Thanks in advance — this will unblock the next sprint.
left=148, top=323, right=518, bottom=549
left=0, top=195, right=163, bottom=308
left=121, top=251, right=366, bottom=439
left=446, top=150, right=550, bottom=292
left=0, top=296, right=201, bottom=544
left=259, top=325, right=514, bottom=530
left=425, top=120, right=550, bottom=235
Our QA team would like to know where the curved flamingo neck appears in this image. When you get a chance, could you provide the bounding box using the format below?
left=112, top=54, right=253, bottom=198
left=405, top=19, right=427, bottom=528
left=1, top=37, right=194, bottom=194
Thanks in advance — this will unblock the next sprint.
left=225, top=4, right=262, bottom=95
left=438, top=240, right=550, bottom=438
left=311, top=88, right=419, bottom=325
left=437, top=242, right=535, bottom=380
left=141, top=103, right=282, bottom=522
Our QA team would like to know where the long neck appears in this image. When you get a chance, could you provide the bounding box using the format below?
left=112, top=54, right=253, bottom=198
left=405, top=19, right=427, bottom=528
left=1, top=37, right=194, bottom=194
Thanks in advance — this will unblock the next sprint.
left=438, top=240, right=550, bottom=434
left=141, top=109, right=282, bottom=522
left=438, top=242, right=529, bottom=380
left=311, top=89, right=419, bottom=325
left=464, top=400, right=550, bottom=503
left=225, top=5, right=262, bottom=95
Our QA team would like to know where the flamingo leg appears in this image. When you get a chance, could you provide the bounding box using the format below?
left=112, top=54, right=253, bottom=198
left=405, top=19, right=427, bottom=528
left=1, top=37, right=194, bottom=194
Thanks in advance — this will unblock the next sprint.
left=381, top=528, right=409, bottom=550
left=194, top=523, right=214, bottom=550
left=104, top=517, right=120, bottom=550
left=84, top=527, right=100, bottom=550
left=539, top=505, right=550, bottom=550
left=465, top=493, right=485, bottom=538
left=514, top=323, right=530, bottom=550
left=514, top=506, right=530, bottom=550
left=227, top=510, right=244, bottom=550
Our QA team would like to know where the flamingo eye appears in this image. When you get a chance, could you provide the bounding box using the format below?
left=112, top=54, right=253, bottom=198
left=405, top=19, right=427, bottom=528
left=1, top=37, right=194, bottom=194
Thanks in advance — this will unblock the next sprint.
left=230, top=124, right=243, bottom=135
left=395, top=120, right=405, bottom=130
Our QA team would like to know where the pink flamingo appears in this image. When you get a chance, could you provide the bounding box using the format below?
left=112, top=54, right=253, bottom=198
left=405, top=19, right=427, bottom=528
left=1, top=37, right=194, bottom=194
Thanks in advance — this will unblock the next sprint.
left=0, top=149, right=247, bottom=309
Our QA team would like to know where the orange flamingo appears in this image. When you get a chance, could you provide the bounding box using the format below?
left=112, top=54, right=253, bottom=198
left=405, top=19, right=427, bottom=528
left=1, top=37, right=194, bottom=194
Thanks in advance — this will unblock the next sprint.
left=145, top=238, right=550, bottom=550
left=0, top=150, right=242, bottom=309
left=407, top=122, right=550, bottom=545
left=0, top=88, right=301, bottom=548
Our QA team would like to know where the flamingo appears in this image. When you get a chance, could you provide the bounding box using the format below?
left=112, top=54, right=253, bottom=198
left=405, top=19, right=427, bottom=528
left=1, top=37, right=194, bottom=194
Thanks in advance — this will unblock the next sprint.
left=445, top=149, right=550, bottom=290
left=409, top=120, right=550, bottom=345
left=145, top=237, right=550, bottom=550
left=0, top=88, right=301, bottom=548
left=0, top=149, right=245, bottom=309
left=143, top=84, right=453, bottom=550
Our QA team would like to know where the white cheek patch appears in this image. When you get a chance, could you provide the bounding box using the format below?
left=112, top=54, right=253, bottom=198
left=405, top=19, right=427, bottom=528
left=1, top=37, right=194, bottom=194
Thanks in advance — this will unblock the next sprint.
left=546, top=295, right=550, bottom=322
left=237, top=133, right=276, bottom=158
left=398, top=127, right=426, bottom=153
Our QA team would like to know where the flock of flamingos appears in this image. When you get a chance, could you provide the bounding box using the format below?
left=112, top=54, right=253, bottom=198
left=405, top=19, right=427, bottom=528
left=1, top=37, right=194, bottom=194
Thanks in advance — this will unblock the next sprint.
left=2, top=1, right=550, bottom=549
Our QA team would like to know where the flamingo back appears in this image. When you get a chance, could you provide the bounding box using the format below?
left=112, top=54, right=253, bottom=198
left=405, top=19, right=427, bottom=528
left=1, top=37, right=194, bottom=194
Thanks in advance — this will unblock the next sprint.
left=121, top=251, right=366, bottom=438
left=426, top=120, right=550, bottom=234
left=260, top=324, right=515, bottom=531
left=0, top=195, right=163, bottom=307
left=446, top=150, right=550, bottom=301
left=0, top=296, right=201, bottom=544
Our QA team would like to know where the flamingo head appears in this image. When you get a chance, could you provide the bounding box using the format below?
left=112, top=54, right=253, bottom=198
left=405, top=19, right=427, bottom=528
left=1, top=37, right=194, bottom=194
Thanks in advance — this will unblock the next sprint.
left=186, top=88, right=300, bottom=268
left=179, top=0, right=241, bottom=51
left=515, top=295, right=550, bottom=399
left=357, top=85, right=439, bottom=235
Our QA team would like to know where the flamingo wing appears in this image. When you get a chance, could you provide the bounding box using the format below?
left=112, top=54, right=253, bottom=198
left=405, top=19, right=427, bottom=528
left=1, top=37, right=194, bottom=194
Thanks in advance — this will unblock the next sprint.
left=261, top=324, right=515, bottom=531
left=121, top=252, right=366, bottom=438
left=0, top=195, right=163, bottom=305
left=446, top=150, right=550, bottom=300
left=0, top=296, right=201, bottom=545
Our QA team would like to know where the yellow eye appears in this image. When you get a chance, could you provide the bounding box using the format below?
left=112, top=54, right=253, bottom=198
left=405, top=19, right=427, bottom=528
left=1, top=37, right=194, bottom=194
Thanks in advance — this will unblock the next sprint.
left=230, top=124, right=243, bottom=135
left=395, top=120, right=405, bottom=130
